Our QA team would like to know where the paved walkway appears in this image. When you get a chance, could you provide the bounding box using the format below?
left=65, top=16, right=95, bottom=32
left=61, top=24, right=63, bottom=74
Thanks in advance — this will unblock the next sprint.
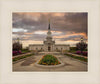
left=13, top=53, right=87, bottom=72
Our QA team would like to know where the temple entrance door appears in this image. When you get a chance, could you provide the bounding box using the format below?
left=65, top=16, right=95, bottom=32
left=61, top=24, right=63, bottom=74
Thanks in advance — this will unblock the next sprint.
left=48, top=46, right=51, bottom=51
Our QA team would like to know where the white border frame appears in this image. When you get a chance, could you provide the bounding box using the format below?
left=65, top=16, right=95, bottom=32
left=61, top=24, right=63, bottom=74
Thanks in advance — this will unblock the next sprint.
left=0, top=0, right=100, bottom=84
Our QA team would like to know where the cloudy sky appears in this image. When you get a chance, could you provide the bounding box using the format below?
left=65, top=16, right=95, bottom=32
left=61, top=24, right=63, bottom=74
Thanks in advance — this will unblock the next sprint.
left=12, top=12, right=88, bottom=47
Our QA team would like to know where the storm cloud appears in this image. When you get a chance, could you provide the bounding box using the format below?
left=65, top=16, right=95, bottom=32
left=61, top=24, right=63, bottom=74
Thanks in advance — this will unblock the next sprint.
left=12, top=12, right=88, bottom=46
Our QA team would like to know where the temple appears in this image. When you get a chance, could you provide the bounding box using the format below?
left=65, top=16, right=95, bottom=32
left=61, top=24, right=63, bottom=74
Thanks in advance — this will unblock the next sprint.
left=29, top=20, right=70, bottom=52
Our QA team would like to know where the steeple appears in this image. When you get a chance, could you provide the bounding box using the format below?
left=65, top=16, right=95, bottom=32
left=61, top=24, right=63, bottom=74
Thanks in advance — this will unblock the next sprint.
left=46, top=19, right=52, bottom=41
left=48, top=19, right=50, bottom=30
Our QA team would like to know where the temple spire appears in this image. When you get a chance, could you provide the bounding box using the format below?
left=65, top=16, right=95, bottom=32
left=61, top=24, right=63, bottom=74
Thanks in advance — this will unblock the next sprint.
left=47, top=19, right=52, bottom=39
left=48, top=19, right=50, bottom=30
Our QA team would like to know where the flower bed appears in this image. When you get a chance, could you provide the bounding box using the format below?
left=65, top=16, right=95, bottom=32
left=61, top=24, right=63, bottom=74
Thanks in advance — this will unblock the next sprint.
left=76, top=51, right=88, bottom=56
left=65, top=54, right=87, bottom=62
left=13, top=54, right=34, bottom=62
left=38, top=55, right=61, bottom=65
left=13, top=50, right=22, bottom=56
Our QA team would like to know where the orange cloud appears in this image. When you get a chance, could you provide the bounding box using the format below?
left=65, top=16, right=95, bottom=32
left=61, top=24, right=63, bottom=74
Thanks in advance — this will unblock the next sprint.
left=53, top=13, right=65, bottom=17
left=24, top=32, right=34, bottom=35
left=53, top=32, right=87, bottom=39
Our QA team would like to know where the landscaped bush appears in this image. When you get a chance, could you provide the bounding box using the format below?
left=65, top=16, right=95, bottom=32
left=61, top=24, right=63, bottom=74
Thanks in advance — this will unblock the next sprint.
left=82, top=51, right=88, bottom=56
left=13, top=50, right=22, bottom=56
left=13, top=54, right=34, bottom=62
left=69, top=47, right=77, bottom=53
left=38, top=55, right=61, bottom=65
left=76, top=51, right=88, bottom=56
left=21, top=49, right=30, bottom=53
left=76, top=51, right=81, bottom=55
left=65, top=54, right=87, bottom=62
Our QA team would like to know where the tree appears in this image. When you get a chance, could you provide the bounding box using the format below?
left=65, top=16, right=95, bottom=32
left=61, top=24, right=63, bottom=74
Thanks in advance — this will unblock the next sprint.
left=13, top=38, right=22, bottom=51
left=13, top=42, right=22, bottom=51
left=76, top=37, right=87, bottom=54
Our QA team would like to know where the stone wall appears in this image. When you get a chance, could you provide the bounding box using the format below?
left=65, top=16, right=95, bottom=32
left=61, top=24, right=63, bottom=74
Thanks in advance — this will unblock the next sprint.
left=29, top=45, right=43, bottom=51
left=29, top=44, right=70, bottom=52
left=55, top=45, right=70, bottom=51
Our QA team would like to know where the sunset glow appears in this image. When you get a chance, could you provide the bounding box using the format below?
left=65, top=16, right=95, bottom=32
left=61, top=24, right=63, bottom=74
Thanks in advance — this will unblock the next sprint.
left=12, top=12, right=87, bottom=47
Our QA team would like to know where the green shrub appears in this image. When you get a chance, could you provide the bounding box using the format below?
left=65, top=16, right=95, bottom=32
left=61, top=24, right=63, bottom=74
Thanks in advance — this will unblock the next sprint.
left=21, top=49, right=30, bottom=53
left=13, top=54, right=33, bottom=62
left=68, top=47, right=77, bottom=53
left=65, top=54, right=87, bottom=62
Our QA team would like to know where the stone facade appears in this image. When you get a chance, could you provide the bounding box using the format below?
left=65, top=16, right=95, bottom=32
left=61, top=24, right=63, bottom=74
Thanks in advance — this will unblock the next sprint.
left=29, top=21, right=70, bottom=52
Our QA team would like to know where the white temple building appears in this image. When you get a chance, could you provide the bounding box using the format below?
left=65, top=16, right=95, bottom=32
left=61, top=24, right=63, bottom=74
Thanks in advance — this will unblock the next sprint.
left=29, top=21, right=70, bottom=52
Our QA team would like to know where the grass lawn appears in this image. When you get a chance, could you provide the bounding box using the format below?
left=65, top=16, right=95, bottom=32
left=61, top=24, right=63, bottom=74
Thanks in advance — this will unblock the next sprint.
left=65, top=54, right=87, bottom=62
left=13, top=54, right=34, bottom=62
left=38, top=54, right=61, bottom=65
